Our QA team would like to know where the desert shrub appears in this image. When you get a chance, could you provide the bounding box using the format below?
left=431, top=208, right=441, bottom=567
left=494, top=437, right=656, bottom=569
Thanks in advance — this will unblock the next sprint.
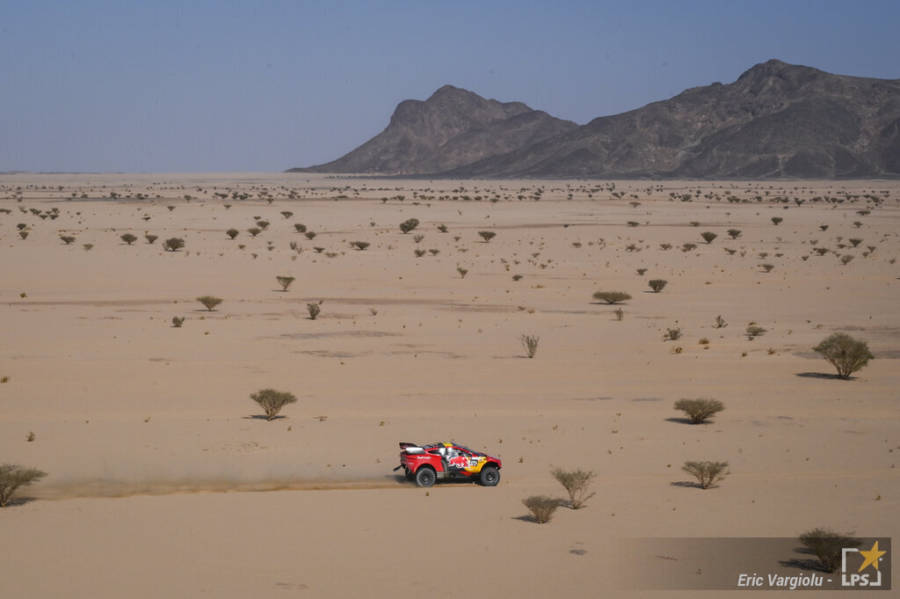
left=163, top=237, right=184, bottom=251
left=280, top=211, right=293, bottom=219
left=478, top=231, right=496, bottom=242
left=437, top=224, right=448, bottom=233
left=0, top=464, right=47, bottom=507
left=551, top=468, right=596, bottom=509
left=701, top=232, right=717, bottom=244
left=197, top=296, right=223, bottom=311
left=307, top=302, right=321, bottom=320
left=414, top=248, right=426, bottom=257
left=276, top=276, right=295, bottom=291
left=120, top=233, right=137, bottom=245
left=172, top=316, right=185, bottom=328
left=250, top=388, right=298, bottom=421
left=522, top=495, right=559, bottom=523
left=226, top=228, right=239, bottom=239
left=771, top=217, right=783, bottom=225
left=812, top=333, right=874, bottom=379
left=682, top=461, right=728, bottom=489
left=626, top=221, right=639, bottom=227
left=399, top=218, right=420, bottom=234
left=83, top=243, right=94, bottom=251
left=18, top=230, right=28, bottom=240
left=593, top=291, right=631, bottom=304
left=256, top=220, right=270, bottom=230
left=648, top=279, right=668, bottom=293
left=714, top=315, right=727, bottom=328
left=682, top=242, right=696, bottom=252
left=413, top=234, right=424, bottom=244
left=351, top=241, right=370, bottom=250
left=660, top=243, right=672, bottom=250
left=294, top=223, right=307, bottom=233
left=457, top=267, right=468, bottom=279
left=664, top=327, right=682, bottom=341
left=636, top=268, right=647, bottom=276
left=760, top=263, right=775, bottom=272
left=746, top=324, right=766, bottom=340
left=798, top=529, right=861, bottom=573
left=521, top=334, right=539, bottom=359
left=60, top=235, right=76, bottom=245
left=305, top=231, right=317, bottom=240
left=674, top=398, right=724, bottom=424
left=145, top=234, right=158, bottom=244
left=248, top=227, right=261, bottom=237
left=727, top=228, right=742, bottom=239
left=840, top=255, right=854, bottom=265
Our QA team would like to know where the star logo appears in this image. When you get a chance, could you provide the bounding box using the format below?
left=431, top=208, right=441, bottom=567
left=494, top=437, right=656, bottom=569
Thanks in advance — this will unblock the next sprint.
left=857, top=541, right=887, bottom=573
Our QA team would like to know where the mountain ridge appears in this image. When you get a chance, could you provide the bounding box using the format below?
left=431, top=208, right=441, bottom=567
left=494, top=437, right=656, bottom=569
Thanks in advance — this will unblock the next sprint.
left=289, top=60, right=900, bottom=178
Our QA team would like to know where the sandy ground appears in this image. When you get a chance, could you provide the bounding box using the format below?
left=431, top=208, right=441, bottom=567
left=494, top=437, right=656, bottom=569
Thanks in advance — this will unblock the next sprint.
left=1, top=173, right=898, bottom=597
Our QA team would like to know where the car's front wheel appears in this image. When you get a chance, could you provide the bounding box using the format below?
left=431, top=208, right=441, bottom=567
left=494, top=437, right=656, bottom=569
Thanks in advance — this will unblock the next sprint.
left=480, top=466, right=500, bottom=486
left=415, top=467, right=436, bottom=488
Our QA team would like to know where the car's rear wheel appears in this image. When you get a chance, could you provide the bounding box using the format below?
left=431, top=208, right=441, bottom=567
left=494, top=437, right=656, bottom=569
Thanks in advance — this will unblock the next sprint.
left=480, top=466, right=500, bottom=486
left=415, top=467, right=436, bottom=488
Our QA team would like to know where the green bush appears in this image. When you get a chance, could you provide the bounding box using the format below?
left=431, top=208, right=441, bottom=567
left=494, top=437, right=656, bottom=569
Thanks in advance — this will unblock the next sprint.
left=276, top=276, right=295, bottom=292
left=307, top=302, right=321, bottom=320
left=197, top=296, right=223, bottom=311
left=682, top=461, right=728, bottom=489
left=593, top=291, right=631, bottom=304
left=0, top=464, right=47, bottom=507
left=163, top=237, right=184, bottom=251
left=674, top=398, right=724, bottom=424
left=648, top=279, right=668, bottom=293
left=250, top=388, right=298, bottom=421
left=521, top=334, right=539, bottom=359
left=522, top=496, right=560, bottom=523
left=813, top=333, right=874, bottom=379
left=551, top=468, right=596, bottom=509
left=399, top=218, right=420, bottom=234
left=798, top=529, right=861, bottom=573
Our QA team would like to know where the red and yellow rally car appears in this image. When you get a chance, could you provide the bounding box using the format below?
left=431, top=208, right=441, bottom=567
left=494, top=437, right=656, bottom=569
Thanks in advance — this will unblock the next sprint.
left=396, top=442, right=502, bottom=487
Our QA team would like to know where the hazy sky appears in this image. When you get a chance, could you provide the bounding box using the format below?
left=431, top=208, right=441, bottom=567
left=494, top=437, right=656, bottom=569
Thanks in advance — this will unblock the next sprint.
left=2, top=1, right=899, bottom=172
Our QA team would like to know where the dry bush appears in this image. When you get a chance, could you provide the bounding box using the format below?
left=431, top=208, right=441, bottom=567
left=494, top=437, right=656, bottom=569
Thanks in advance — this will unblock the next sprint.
left=700, top=231, right=717, bottom=244
left=307, top=302, right=321, bottom=320
left=727, top=228, right=742, bottom=239
left=713, top=315, right=727, bottom=328
left=682, top=461, right=728, bottom=489
left=593, top=291, right=631, bottom=304
left=798, top=529, right=861, bottom=573
left=60, top=235, right=76, bottom=245
left=746, top=324, right=766, bottom=339
left=664, top=327, right=682, bottom=341
left=197, top=296, right=223, bottom=311
left=478, top=231, right=497, bottom=242
left=276, top=276, right=295, bottom=291
left=0, top=464, right=47, bottom=507
left=457, top=267, right=468, bottom=279
left=226, top=228, right=239, bottom=239
left=171, top=316, right=185, bottom=328
left=120, top=233, right=137, bottom=245
left=163, top=237, right=184, bottom=251
left=351, top=241, right=370, bottom=250
left=522, top=496, right=560, bottom=523
left=399, top=218, right=420, bottom=234
left=250, top=388, right=298, bottom=421
left=674, top=398, right=724, bottom=424
left=648, top=279, right=667, bottom=293
left=521, top=334, right=539, bottom=359
left=145, top=234, right=158, bottom=244
left=248, top=227, right=262, bottom=237
left=551, top=468, right=596, bottom=509
left=771, top=217, right=783, bottom=225
left=813, top=333, right=873, bottom=379
left=294, top=223, right=307, bottom=233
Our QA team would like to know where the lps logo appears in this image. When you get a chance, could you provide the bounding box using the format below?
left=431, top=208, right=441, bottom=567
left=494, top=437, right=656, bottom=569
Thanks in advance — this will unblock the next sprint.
left=841, top=541, right=888, bottom=588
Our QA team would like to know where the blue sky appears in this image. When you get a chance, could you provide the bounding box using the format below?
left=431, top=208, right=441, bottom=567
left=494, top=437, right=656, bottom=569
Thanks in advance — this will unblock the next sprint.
left=2, top=1, right=899, bottom=172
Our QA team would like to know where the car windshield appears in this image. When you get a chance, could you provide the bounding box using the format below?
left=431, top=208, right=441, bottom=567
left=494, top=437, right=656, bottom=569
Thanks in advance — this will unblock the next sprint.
left=453, top=444, right=484, bottom=456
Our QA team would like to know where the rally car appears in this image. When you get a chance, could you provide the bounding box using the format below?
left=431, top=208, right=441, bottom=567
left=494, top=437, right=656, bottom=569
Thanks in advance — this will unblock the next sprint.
left=395, top=442, right=502, bottom=487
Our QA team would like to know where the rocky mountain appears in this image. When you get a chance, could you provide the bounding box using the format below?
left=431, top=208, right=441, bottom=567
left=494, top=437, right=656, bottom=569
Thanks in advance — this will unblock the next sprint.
left=291, top=85, right=578, bottom=175
left=289, top=60, right=900, bottom=178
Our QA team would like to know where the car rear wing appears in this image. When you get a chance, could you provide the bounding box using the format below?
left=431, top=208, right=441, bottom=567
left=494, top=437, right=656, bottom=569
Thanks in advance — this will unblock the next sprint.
left=399, top=442, right=425, bottom=454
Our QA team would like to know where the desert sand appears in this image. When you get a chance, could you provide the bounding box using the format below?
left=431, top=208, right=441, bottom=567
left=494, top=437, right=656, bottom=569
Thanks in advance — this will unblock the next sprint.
left=1, top=173, right=898, bottom=597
